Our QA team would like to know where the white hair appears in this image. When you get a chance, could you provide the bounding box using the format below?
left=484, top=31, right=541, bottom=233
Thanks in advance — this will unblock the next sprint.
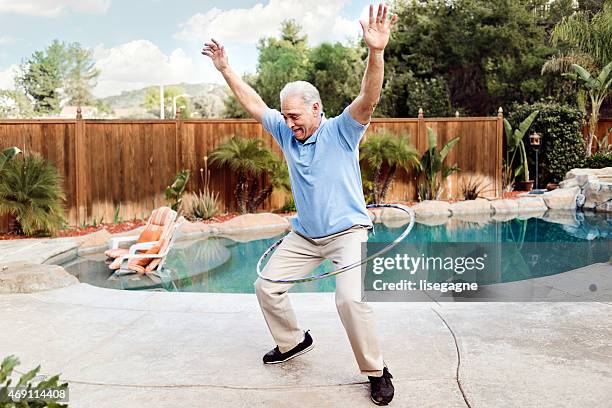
left=279, top=81, right=322, bottom=111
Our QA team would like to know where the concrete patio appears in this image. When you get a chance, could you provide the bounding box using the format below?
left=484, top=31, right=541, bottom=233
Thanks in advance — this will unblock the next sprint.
left=1, top=276, right=611, bottom=407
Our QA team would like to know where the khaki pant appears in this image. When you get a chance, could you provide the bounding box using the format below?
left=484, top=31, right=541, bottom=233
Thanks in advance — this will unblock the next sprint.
left=254, top=226, right=384, bottom=376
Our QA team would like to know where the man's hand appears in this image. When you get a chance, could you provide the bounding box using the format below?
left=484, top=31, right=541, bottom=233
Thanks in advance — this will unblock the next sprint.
left=359, top=4, right=397, bottom=52
left=201, top=38, right=229, bottom=72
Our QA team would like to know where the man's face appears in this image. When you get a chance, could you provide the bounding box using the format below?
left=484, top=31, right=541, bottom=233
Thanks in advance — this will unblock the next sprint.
left=281, top=96, right=321, bottom=141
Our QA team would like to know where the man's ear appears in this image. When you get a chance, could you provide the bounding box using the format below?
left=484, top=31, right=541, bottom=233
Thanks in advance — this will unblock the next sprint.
left=311, top=102, right=320, bottom=116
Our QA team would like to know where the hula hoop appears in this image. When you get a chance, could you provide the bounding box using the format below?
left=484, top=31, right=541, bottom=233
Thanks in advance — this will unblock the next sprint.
left=256, top=203, right=415, bottom=284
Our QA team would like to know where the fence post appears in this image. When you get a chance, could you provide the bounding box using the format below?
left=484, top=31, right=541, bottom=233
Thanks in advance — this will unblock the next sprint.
left=497, top=107, right=504, bottom=198
left=417, top=107, right=425, bottom=149
left=74, top=107, right=86, bottom=226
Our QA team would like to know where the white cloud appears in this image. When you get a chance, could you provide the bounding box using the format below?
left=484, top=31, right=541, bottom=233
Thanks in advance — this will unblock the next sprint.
left=92, top=40, right=220, bottom=97
left=174, top=0, right=362, bottom=46
left=0, top=36, right=16, bottom=45
left=0, top=65, right=18, bottom=90
left=0, top=0, right=111, bottom=17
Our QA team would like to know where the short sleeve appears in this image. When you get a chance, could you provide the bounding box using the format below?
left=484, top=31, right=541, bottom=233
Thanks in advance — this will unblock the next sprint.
left=334, top=106, right=369, bottom=150
left=262, top=108, right=286, bottom=147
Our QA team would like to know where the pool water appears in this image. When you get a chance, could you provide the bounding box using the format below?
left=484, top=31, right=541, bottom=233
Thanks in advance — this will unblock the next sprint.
left=61, top=211, right=611, bottom=292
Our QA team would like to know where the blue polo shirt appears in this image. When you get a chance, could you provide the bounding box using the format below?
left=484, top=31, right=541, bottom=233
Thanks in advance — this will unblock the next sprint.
left=262, top=106, right=373, bottom=238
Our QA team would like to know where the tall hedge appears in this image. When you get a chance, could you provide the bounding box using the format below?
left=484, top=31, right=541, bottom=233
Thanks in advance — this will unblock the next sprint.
left=509, top=101, right=585, bottom=185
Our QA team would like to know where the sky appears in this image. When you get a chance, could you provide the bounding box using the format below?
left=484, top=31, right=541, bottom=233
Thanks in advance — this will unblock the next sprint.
left=0, top=0, right=373, bottom=97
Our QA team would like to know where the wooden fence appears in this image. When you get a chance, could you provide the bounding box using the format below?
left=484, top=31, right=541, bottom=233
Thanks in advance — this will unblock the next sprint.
left=1, top=110, right=508, bottom=231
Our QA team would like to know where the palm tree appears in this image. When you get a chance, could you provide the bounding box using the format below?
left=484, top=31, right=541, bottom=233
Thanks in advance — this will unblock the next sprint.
left=571, top=62, right=612, bottom=156
left=360, top=132, right=420, bottom=203
left=417, top=128, right=461, bottom=201
left=0, top=153, right=66, bottom=236
left=0, top=147, right=21, bottom=173
left=209, top=136, right=278, bottom=213
left=542, top=3, right=612, bottom=156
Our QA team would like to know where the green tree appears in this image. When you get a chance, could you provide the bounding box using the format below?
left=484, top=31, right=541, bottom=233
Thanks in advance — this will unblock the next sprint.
left=254, top=20, right=310, bottom=110
left=17, top=49, right=63, bottom=114
left=385, top=0, right=563, bottom=116
left=16, top=40, right=100, bottom=115
left=306, top=42, right=364, bottom=117
left=64, top=43, right=100, bottom=107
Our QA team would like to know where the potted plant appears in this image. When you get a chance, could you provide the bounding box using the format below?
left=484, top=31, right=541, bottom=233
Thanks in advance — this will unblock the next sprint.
left=503, top=111, right=539, bottom=191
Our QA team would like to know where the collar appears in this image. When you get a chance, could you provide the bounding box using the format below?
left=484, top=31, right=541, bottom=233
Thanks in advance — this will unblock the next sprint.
left=301, top=112, right=326, bottom=145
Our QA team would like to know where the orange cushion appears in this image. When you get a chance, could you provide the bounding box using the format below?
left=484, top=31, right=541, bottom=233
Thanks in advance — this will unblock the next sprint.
left=137, top=228, right=162, bottom=244
left=128, top=244, right=162, bottom=271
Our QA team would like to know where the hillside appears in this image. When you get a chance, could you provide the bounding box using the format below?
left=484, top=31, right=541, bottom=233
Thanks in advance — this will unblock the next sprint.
left=100, top=82, right=230, bottom=118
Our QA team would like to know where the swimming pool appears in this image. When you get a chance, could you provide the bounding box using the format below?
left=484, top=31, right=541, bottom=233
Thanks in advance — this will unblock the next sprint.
left=61, top=211, right=611, bottom=293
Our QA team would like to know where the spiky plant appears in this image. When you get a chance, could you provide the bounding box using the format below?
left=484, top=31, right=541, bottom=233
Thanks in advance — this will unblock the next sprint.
left=180, top=191, right=220, bottom=220
left=0, top=153, right=66, bottom=236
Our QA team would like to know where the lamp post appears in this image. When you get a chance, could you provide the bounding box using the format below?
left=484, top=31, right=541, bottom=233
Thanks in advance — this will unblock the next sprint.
left=529, top=132, right=542, bottom=191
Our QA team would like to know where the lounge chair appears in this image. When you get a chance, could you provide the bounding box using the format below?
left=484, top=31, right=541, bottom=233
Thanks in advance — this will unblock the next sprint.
left=105, top=206, right=177, bottom=260
left=110, top=216, right=185, bottom=279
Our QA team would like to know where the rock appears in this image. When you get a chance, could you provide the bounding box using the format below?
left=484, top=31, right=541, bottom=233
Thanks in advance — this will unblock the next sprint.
left=220, top=227, right=288, bottom=243
left=74, top=229, right=112, bottom=250
left=542, top=186, right=580, bottom=210
left=0, top=262, right=79, bottom=293
left=449, top=198, right=492, bottom=215
left=559, top=178, right=579, bottom=189
left=490, top=199, right=519, bottom=215
left=564, top=167, right=612, bottom=180
left=180, top=220, right=216, bottom=235
left=378, top=206, right=413, bottom=222
left=516, top=197, right=548, bottom=214
left=412, top=200, right=451, bottom=218
left=217, top=213, right=290, bottom=233
left=582, top=181, right=612, bottom=212
left=575, top=174, right=597, bottom=187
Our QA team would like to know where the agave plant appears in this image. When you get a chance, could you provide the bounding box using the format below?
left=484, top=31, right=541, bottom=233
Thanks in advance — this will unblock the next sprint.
left=360, top=132, right=420, bottom=203
left=0, top=153, right=66, bottom=236
left=180, top=191, right=220, bottom=220
left=503, top=110, right=539, bottom=191
left=417, top=127, right=460, bottom=201
left=209, top=136, right=286, bottom=213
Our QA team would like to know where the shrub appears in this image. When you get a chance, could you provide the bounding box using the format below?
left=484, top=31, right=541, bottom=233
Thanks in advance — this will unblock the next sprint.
left=509, top=101, right=585, bottom=185
left=584, top=151, right=612, bottom=169
left=0, top=153, right=66, bottom=236
left=164, top=169, right=190, bottom=211
left=0, top=354, right=69, bottom=407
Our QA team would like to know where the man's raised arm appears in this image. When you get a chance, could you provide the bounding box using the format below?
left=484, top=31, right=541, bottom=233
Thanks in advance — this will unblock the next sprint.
left=202, top=38, right=268, bottom=123
left=349, top=4, right=397, bottom=126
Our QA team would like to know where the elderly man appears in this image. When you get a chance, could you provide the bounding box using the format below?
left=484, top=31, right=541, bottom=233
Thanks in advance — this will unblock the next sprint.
left=202, top=4, right=397, bottom=406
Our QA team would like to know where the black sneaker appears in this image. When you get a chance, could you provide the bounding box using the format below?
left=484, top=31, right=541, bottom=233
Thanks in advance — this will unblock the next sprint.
left=368, top=366, right=394, bottom=406
left=263, top=330, right=314, bottom=364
